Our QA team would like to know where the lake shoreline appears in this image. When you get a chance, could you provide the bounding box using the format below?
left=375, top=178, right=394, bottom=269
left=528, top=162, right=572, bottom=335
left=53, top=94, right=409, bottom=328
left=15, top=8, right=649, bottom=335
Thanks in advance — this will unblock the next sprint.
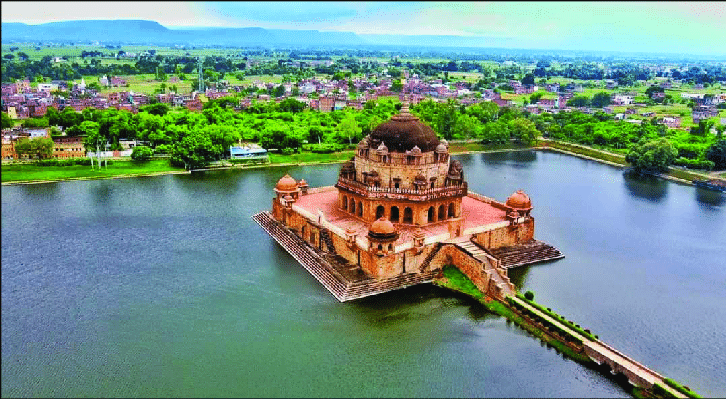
left=3, top=142, right=721, bottom=188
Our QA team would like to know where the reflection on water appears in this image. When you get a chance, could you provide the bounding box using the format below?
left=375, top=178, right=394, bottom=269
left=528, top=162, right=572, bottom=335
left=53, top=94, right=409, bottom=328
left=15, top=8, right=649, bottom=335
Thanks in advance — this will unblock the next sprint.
left=506, top=264, right=531, bottom=288
left=481, top=150, right=538, bottom=169
left=18, top=181, right=59, bottom=200
left=695, top=187, right=725, bottom=209
left=623, top=173, right=668, bottom=202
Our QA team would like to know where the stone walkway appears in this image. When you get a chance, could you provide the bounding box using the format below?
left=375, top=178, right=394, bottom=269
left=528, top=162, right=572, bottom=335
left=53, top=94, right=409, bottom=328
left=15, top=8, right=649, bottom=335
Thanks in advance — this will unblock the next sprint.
left=510, top=296, right=686, bottom=398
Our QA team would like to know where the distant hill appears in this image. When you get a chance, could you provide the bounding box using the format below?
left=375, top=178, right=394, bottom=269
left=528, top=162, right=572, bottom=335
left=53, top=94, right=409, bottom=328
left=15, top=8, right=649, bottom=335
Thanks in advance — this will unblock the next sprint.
left=1, top=19, right=504, bottom=49
left=0, top=20, right=367, bottom=47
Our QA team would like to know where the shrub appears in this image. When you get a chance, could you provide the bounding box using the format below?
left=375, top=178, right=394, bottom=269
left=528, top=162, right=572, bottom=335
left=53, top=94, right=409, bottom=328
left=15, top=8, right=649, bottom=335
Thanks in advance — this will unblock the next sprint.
left=131, top=145, right=153, bottom=162
left=154, top=144, right=171, bottom=154
left=309, top=143, right=344, bottom=153
left=524, top=290, right=535, bottom=301
left=673, top=157, right=715, bottom=171
left=34, top=158, right=97, bottom=167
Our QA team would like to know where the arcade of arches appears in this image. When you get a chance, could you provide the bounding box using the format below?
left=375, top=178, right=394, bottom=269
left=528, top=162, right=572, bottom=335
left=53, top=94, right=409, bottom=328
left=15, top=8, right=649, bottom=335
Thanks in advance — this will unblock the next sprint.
left=335, top=102, right=466, bottom=227
left=339, top=193, right=460, bottom=225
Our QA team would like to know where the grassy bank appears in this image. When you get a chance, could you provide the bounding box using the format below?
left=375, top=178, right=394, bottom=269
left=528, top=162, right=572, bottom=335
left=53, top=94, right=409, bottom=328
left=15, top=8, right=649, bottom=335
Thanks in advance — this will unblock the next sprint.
left=268, top=150, right=356, bottom=165
left=434, top=266, right=592, bottom=364
left=543, top=139, right=721, bottom=184
left=542, top=140, right=628, bottom=166
left=1, top=159, right=185, bottom=183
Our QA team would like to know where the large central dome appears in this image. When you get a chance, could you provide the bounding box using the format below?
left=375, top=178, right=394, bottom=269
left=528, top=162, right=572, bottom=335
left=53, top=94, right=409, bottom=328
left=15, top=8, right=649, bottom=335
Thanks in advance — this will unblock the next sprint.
left=368, top=104, right=440, bottom=153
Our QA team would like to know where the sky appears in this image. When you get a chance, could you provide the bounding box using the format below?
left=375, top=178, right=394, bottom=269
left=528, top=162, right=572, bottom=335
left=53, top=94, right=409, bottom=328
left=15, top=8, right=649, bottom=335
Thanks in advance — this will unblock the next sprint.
left=2, top=1, right=725, bottom=54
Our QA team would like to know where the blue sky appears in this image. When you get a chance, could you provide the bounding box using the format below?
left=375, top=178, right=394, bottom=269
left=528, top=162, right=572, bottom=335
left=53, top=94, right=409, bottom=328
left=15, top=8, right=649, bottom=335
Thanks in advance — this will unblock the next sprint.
left=2, top=1, right=725, bottom=54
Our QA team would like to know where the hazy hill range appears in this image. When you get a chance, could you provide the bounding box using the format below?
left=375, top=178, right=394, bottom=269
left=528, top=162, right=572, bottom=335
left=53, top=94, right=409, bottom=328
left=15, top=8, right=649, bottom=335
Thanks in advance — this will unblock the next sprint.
left=1, top=19, right=494, bottom=48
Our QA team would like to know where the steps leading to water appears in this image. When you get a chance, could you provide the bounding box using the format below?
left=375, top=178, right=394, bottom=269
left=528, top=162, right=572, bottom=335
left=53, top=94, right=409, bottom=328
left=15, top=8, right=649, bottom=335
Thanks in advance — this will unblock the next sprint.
left=486, top=239, right=564, bottom=269
left=253, top=211, right=438, bottom=302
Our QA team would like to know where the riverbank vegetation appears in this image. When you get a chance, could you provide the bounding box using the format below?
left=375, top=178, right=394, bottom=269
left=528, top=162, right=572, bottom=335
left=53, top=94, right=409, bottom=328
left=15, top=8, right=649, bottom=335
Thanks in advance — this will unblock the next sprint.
left=1, top=159, right=183, bottom=183
left=435, top=266, right=592, bottom=363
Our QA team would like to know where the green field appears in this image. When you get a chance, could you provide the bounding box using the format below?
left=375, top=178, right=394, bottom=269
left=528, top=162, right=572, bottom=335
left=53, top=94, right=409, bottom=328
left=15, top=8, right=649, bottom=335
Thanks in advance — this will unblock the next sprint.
left=1, top=159, right=184, bottom=183
left=268, top=150, right=356, bottom=165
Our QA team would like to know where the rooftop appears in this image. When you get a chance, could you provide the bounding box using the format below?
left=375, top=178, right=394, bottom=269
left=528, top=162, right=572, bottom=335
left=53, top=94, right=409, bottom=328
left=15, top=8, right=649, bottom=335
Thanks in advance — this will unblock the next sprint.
left=294, top=187, right=508, bottom=245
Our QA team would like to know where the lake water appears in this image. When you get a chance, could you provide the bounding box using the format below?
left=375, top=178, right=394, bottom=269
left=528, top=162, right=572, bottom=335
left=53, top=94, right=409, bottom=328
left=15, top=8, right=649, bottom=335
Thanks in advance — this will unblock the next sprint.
left=2, top=150, right=725, bottom=398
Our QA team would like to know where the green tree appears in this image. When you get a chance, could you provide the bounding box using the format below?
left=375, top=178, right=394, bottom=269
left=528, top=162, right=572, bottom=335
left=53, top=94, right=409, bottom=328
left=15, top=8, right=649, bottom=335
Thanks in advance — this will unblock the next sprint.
left=14, top=137, right=54, bottom=160
left=521, top=73, right=535, bottom=85
left=705, top=140, right=726, bottom=170
left=259, top=123, right=301, bottom=151
left=130, top=145, right=153, bottom=161
left=22, top=117, right=49, bottom=129
left=508, top=117, right=539, bottom=145
left=278, top=98, right=306, bottom=113
left=140, top=103, right=170, bottom=116
left=390, top=79, right=403, bottom=93
left=626, top=138, right=677, bottom=173
left=529, top=92, right=544, bottom=104
left=2, top=112, right=15, bottom=129
left=170, top=129, right=217, bottom=170
left=567, top=95, right=591, bottom=108
left=591, top=91, right=612, bottom=108
left=336, top=113, right=362, bottom=145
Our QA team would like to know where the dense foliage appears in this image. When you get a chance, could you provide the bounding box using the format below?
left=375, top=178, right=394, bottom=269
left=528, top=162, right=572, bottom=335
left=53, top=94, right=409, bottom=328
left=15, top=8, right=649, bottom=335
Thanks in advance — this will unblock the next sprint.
left=625, top=139, right=678, bottom=173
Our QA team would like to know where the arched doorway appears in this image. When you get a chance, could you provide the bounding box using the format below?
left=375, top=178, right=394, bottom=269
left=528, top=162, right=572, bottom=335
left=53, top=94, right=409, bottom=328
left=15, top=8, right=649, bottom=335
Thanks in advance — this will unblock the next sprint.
left=342, top=196, right=348, bottom=210
left=357, top=202, right=363, bottom=217
left=390, top=206, right=400, bottom=223
left=448, top=203, right=456, bottom=218
left=376, top=205, right=385, bottom=219
left=350, top=200, right=356, bottom=214
left=427, top=206, right=435, bottom=223
left=438, top=205, right=446, bottom=220
left=403, top=207, right=413, bottom=224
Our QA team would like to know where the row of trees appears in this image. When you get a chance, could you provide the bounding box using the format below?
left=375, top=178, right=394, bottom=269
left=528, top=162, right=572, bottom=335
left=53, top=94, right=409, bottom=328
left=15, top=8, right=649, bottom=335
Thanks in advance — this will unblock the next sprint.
left=8, top=90, right=725, bottom=172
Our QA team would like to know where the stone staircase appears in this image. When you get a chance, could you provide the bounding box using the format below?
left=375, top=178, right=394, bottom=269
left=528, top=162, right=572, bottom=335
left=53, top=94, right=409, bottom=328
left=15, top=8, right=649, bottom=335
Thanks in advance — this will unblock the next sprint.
left=486, top=239, right=564, bottom=269
left=253, top=211, right=349, bottom=301
left=447, top=237, right=516, bottom=298
left=419, top=243, right=442, bottom=272
left=253, top=211, right=439, bottom=302
left=342, top=270, right=440, bottom=301
left=319, top=228, right=337, bottom=255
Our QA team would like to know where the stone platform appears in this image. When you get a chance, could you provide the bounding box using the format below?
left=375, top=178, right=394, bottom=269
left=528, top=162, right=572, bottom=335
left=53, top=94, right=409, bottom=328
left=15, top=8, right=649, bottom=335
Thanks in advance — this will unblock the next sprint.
left=253, top=211, right=439, bottom=302
left=486, top=239, right=564, bottom=268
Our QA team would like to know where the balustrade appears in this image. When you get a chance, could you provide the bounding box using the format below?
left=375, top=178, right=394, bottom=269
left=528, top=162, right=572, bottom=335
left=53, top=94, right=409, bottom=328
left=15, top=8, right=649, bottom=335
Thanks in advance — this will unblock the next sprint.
left=336, top=178, right=467, bottom=201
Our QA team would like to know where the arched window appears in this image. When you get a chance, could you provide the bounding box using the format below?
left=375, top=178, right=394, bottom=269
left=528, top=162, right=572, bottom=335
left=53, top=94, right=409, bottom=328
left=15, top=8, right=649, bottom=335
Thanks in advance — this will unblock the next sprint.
left=390, top=206, right=400, bottom=223
left=376, top=205, right=385, bottom=219
left=427, top=206, right=435, bottom=223
left=350, top=200, right=356, bottom=214
left=388, top=244, right=393, bottom=251
left=438, top=204, right=446, bottom=220
left=357, top=202, right=363, bottom=217
left=403, top=207, right=413, bottom=224
left=301, top=225, right=306, bottom=238
left=448, top=203, right=456, bottom=218
left=378, top=243, right=383, bottom=250
left=342, top=196, right=348, bottom=210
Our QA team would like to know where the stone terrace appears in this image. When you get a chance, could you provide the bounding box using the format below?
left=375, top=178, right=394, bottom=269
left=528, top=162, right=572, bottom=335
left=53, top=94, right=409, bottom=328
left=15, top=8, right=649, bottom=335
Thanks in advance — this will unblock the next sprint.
left=294, top=186, right=508, bottom=245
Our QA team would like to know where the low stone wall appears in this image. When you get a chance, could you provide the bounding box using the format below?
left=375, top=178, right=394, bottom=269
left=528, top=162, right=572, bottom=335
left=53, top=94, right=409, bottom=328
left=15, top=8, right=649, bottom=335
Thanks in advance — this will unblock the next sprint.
left=583, top=342, right=654, bottom=389
left=471, top=218, right=534, bottom=250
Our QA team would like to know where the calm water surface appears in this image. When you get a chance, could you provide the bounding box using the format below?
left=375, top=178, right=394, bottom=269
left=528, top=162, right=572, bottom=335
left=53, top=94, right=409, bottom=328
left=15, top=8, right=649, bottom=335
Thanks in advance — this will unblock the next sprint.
left=2, top=151, right=725, bottom=397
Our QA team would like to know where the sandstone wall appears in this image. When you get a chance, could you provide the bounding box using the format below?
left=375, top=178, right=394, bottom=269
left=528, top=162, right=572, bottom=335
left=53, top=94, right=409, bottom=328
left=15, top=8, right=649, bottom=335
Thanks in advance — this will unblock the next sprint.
left=471, top=218, right=534, bottom=250
left=355, top=152, right=449, bottom=188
